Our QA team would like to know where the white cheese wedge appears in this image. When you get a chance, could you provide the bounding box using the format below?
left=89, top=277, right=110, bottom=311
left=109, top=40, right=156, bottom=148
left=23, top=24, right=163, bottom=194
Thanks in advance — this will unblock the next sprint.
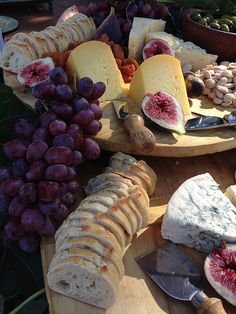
left=128, top=18, right=166, bottom=60
left=161, top=173, right=236, bottom=252
left=145, top=32, right=218, bottom=71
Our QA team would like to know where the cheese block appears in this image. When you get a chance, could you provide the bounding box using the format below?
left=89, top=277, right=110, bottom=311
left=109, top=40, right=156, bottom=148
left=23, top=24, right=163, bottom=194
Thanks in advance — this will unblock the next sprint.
left=129, top=55, right=191, bottom=116
left=145, top=32, right=218, bottom=71
left=161, top=173, right=236, bottom=252
left=128, top=17, right=166, bottom=60
left=224, top=185, right=236, bottom=206
left=66, top=41, right=127, bottom=101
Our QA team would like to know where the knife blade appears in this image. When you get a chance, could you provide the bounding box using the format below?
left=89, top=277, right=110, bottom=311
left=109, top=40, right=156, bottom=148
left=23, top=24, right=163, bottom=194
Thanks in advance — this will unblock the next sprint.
left=185, top=111, right=236, bottom=131
left=136, top=243, right=226, bottom=313
left=112, top=99, right=156, bottom=153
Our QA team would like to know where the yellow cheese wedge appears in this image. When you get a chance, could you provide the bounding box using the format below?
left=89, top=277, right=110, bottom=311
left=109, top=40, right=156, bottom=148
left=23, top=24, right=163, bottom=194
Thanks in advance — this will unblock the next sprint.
left=66, top=41, right=127, bottom=101
left=129, top=55, right=191, bottom=116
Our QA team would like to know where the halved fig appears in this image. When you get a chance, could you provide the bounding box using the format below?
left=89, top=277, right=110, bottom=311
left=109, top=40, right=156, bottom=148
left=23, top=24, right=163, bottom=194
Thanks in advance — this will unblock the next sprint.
left=143, top=39, right=174, bottom=60
left=204, top=242, right=236, bottom=306
left=17, top=57, right=55, bottom=88
left=141, top=91, right=185, bottom=135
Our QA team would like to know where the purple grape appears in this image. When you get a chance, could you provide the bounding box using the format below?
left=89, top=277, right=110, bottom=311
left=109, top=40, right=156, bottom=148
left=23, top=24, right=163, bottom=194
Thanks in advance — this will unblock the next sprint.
left=4, top=140, right=26, bottom=159
left=123, top=20, right=132, bottom=34
left=18, top=232, right=39, bottom=252
left=72, top=151, right=82, bottom=166
left=15, top=119, right=35, bottom=140
left=18, top=183, right=37, bottom=204
left=4, top=219, right=24, bottom=241
left=77, top=77, right=94, bottom=98
left=32, top=128, right=50, bottom=142
left=88, top=1, right=97, bottom=15
left=72, top=109, right=95, bottom=126
left=127, top=3, right=138, bottom=19
left=52, top=134, right=75, bottom=150
left=80, top=138, right=100, bottom=160
left=84, top=120, right=102, bottom=135
left=67, top=124, right=84, bottom=149
left=89, top=82, right=106, bottom=100
left=49, top=119, right=67, bottom=136
left=41, top=111, right=57, bottom=129
left=0, top=167, right=11, bottom=184
left=77, top=5, right=91, bottom=16
left=97, top=0, right=110, bottom=11
left=61, top=192, right=76, bottom=207
left=35, top=99, right=45, bottom=113
left=0, top=191, right=10, bottom=213
left=45, top=164, right=68, bottom=182
left=67, top=181, right=79, bottom=194
left=21, top=208, right=44, bottom=232
left=26, top=160, right=47, bottom=182
left=38, top=198, right=60, bottom=216
left=38, top=181, right=59, bottom=202
left=53, top=204, right=69, bottom=223
left=90, top=103, right=102, bottom=120
left=26, top=140, right=48, bottom=163
left=148, top=9, right=155, bottom=18
left=157, top=4, right=169, bottom=18
left=32, top=81, right=56, bottom=99
left=8, top=197, right=26, bottom=217
left=72, top=97, right=89, bottom=112
left=12, top=159, right=28, bottom=177
left=142, top=3, right=152, bottom=16
left=59, top=183, right=68, bottom=195
left=38, top=216, right=56, bottom=237
left=2, top=178, right=24, bottom=197
left=44, top=146, right=73, bottom=165
left=55, top=84, right=73, bottom=102
left=66, top=167, right=76, bottom=181
left=49, top=67, right=68, bottom=85
left=51, top=103, right=73, bottom=120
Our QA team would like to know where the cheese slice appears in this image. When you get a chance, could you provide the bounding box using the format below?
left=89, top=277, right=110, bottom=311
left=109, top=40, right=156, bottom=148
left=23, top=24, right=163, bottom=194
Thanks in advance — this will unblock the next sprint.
left=129, top=55, right=191, bottom=116
left=66, top=41, right=127, bottom=101
left=128, top=18, right=166, bottom=60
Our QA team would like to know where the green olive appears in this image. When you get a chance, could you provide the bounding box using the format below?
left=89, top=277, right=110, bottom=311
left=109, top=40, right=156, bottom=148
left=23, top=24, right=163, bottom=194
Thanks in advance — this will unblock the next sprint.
left=220, top=24, right=230, bottom=32
left=212, top=19, right=219, bottom=24
left=191, top=12, right=202, bottom=21
left=205, top=13, right=214, bottom=23
left=198, top=17, right=208, bottom=25
left=209, top=22, right=221, bottom=30
left=218, top=19, right=233, bottom=26
left=221, top=15, right=236, bottom=24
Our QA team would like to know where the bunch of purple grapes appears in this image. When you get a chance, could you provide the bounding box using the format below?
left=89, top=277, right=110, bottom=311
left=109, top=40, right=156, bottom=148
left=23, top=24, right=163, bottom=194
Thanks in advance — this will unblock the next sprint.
left=77, top=1, right=169, bottom=35
left=0, top=67, right=105, bottom=253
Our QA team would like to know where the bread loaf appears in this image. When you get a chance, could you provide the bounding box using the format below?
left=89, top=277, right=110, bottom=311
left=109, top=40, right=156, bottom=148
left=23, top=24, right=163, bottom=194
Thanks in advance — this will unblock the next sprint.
left=0, top=13, right=96, bottom=73
left=48, top=152, right=157, bottom=309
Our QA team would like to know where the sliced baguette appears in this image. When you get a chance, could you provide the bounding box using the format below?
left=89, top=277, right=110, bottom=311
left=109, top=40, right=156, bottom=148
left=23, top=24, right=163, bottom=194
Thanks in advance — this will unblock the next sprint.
left=57, top=236, right=124, bottom=279
left=47, top=256, right=119, bottom=309
left=85, top=181, right=130, bottom=198
left=128, top=185, right=149, bottom=227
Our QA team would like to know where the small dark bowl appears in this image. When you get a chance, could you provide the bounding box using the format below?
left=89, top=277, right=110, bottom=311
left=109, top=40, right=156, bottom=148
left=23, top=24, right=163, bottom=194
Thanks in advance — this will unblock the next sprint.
left=182, top=8, right=236, bottom=61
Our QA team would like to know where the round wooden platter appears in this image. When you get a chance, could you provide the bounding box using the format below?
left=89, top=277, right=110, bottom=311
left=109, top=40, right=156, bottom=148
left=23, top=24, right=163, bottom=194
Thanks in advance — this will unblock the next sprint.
left=4, top=70, right=236, bottom=157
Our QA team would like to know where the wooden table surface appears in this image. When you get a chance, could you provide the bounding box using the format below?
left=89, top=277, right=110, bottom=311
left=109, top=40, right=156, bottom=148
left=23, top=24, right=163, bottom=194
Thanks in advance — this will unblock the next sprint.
left=42, top=149, right=236, bottom=314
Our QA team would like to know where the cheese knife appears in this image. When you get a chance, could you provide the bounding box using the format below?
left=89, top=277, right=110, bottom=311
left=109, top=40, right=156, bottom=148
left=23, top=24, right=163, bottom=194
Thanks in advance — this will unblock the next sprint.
left=136, top=242, right=226, bottom=314
left=112, top=99, right=156, bottom=153
left=185, top=111, right=236, bottom=131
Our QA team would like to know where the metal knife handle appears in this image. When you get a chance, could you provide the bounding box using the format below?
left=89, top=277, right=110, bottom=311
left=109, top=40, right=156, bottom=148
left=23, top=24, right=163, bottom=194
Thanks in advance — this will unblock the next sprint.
left=192, top=292, right=226, bottom=314
left=123, top=114, right=156, bottom=153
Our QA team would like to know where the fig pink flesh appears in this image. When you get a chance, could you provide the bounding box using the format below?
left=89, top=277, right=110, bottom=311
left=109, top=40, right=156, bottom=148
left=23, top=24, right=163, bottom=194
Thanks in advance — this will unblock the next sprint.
left=143, top=39, right=174, bottom=59
left=144, top=92, right=178, bottom=125
left=20, top=61, right=51, bottom=88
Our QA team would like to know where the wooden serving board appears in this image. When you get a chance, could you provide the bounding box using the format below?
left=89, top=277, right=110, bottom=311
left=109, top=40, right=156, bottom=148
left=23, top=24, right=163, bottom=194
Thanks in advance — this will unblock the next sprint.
left=41, top=151, right=236, bottom=314
left=4, top=70, right=236, bottom=157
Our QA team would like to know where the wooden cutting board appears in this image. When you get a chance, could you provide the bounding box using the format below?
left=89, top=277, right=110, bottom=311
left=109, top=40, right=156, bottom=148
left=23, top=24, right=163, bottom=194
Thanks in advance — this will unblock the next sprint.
left=41, top=151, right=236, bottom=314
left=4, top=71, right=236, bottom=158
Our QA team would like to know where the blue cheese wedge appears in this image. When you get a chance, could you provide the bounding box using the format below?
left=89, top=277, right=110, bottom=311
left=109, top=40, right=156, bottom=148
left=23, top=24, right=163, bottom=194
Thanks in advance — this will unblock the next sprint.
left=161, top=173, right=236, bottom=252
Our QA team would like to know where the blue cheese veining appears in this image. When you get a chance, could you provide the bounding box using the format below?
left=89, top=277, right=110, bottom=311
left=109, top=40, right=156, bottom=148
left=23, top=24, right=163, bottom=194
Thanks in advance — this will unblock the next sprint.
left=161, top=173, right=236, bottom=252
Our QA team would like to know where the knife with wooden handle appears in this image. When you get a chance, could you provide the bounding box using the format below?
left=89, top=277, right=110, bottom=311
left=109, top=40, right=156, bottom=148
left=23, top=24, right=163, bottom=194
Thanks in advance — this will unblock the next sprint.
left=112, top=99, right=156, bottom=153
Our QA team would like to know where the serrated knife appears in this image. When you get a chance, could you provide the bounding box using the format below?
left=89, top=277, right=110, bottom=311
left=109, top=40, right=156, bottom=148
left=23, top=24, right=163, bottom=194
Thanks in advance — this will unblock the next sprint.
left=112, top=99, right=156, bottom=153
left=136, top=242, right=226, bottom=314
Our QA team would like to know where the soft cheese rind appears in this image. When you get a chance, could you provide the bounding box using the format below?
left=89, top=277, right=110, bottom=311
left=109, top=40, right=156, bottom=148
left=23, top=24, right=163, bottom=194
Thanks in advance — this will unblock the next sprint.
left=161, top=173, right=236, bottom=252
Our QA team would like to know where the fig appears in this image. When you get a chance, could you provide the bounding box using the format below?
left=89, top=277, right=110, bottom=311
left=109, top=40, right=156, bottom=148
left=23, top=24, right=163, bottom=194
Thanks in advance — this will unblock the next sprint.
left=143, top=39, right=174, bottom=61
left=204, top=242, right=236, bottom=306
left=184, top=73, right=205, bottom=98
left=141, top=91, right=185, bottom=135
left=93, top=7, right=122, bottom=45
left=17, top=57, right=55, bottom=88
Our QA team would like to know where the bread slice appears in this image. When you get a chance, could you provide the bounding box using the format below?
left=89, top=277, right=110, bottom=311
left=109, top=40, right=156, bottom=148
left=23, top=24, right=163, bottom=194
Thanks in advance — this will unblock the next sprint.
left=115, top=197, right=138, bottom=235
left=112, top=167, right=147, bottom=190
left=128, top=186, right=149, bottom=227
left=57, top=237, right=124, bottom=279
left=30, top=32, right=49, bottom=56
left=55, top=221, right=122, bottom=255
left=47, top=256, right=119, bottom=309
left=85, top=180, right=131, bottom=198
left=69, top=14, right=94, bottom=39
left=121, top=195, right=143, bottom=231
left=68, top=209, right=127, bottom=249
left=78, top=201, right=133, bottom=243
left=40, top=31, right=58, bottom=52
left=83, top=190, right=119, bottom=207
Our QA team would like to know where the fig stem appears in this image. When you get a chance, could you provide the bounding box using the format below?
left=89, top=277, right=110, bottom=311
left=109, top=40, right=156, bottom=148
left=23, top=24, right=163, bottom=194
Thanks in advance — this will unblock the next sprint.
left=126, top=0, right=136, bottom=21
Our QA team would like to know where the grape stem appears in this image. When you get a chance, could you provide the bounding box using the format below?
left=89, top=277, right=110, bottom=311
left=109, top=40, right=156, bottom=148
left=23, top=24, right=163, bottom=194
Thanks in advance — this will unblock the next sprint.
left=9, top=288, right=45, bottom=314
